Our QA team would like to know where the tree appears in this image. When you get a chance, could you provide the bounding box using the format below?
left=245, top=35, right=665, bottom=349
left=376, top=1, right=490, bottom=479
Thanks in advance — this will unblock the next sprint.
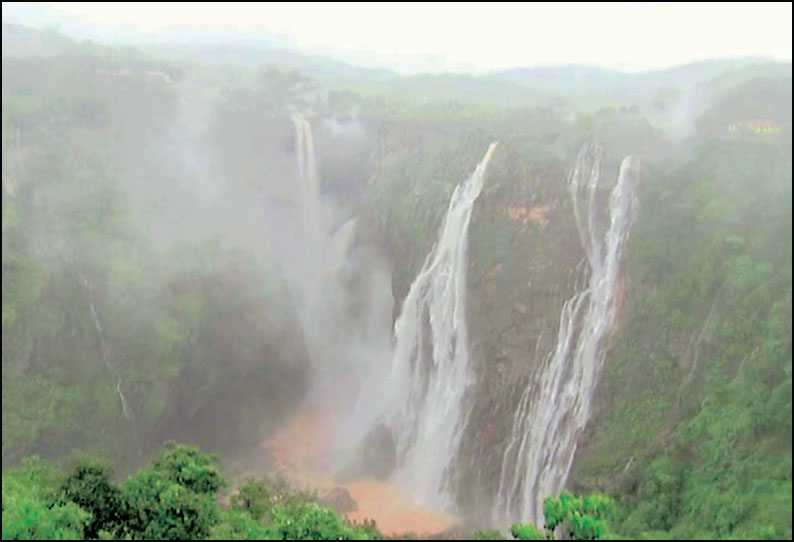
left=506, top=492, right=617, bottom=540
left=117, top=442, right=225, bottom=540
left=210, top=508, right=275, bottom=540
left=543, top=492, right=615, bottom=540
left=2, top=456, right=89, bottom=540
left=509, top=523, right=545, bottom=540
left=150, top=441, right=226, bottom=495
left=268, top=502, right=380, bottom=540
left=61, top=456, right=124, bottom=539
left=119, top=469, right=219, bottom=540
left=231, top=478, right=273, bottom=520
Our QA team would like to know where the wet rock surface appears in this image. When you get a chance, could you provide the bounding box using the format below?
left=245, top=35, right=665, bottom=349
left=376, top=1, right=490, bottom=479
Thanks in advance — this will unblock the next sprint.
left=319, top=486, right=358, bottom=514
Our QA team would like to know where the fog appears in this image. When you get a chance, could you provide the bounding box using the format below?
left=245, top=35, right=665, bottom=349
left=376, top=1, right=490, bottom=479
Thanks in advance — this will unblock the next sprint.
left=2, top=3, right=792, bottom=539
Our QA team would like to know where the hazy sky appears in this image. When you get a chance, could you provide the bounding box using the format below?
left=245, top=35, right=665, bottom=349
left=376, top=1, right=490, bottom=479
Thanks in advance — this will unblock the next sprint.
left=3, top=2, right=792, bottom=73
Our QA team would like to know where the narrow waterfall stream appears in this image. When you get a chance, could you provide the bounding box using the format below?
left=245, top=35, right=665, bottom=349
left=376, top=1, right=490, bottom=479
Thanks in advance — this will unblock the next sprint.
left=493, top=146, right=638, bottom=527
left=79, top=273, right=142, bottom=458
left=290, top=115, right=326, bottom=318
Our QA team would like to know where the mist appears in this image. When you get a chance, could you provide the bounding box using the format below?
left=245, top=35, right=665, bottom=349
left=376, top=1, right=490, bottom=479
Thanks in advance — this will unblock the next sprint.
left=2, top=3, right=792, bottom=540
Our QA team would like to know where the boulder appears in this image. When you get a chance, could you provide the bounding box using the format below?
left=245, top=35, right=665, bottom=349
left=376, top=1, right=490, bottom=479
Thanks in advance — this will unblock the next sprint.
left=319, top=486, right=358, bottom=514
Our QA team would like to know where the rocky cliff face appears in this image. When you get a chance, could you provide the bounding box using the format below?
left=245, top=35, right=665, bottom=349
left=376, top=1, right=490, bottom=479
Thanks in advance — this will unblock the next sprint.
left=313, top=115, right=636, bottom=524
left=237, top=84, right=791, bottom=537
left=457, top=145, right=584, bottom=525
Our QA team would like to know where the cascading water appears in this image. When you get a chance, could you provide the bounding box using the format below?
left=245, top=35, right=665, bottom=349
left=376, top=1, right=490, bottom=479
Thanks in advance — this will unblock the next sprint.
left=79, top=273, right=142, bottom=458
left=291, top=116, right=327, bottom=315
left=288, top=116, right=375, bottom=405
left=493, top=145, right=637, bottom=527
left=342, top=143, right=498, bottom=512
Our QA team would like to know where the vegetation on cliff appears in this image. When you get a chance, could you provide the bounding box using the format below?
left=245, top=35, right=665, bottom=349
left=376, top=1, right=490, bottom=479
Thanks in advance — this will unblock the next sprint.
left=2, top=24, right=791, bottom=540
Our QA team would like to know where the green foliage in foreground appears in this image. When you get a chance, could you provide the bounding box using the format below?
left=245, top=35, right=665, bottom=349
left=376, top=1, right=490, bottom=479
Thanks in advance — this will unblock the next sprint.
left=473, top=529, right=508, bottom=540
left=61, top=456, right=124, bottom=539
left=3, top=441, right=621, bottom=540
left=1, top=457, right=89, bottom=540
left=541, top=492, right=615, bottom=540
left=2, top=442, right=383, bottom=540
left=509, top=523, right=546, bottom=540
left=230, top=476, right=316, bottom=521
left=474, top=492, right=617, bottom=540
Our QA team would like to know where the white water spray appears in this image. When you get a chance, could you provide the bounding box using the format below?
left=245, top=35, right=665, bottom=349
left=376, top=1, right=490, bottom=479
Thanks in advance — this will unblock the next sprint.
left=291, top=116, right=326, bottom=314
left=493, top=146, right=637, bottom=527
left=289, top=115, right=390, bottom=408
left=342, top=143, right=498, bottom=511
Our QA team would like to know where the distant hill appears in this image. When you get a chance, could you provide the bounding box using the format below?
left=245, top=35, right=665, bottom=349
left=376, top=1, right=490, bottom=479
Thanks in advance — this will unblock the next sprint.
left=1, top=23, right=396, bottom=86
left=140, top=38, right=397, bottom=85
left=338, top=72, right=553, bottom=110
left=491, top=58, right=791, bottom=98
left=3, top=22, right=789, bottom=113
left=1, top=22, right=78, bottom=57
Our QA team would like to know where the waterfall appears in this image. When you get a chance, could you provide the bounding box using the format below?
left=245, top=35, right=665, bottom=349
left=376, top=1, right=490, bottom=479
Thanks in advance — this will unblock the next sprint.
left=493, top=145, right=637, bottom=527
left=289, top=115, right=371, bottom=399
left=343, top=143, right=498, bottom=511
left=79, top=273, right=142, bottom=458
left=291, top=116, right=326, bottom=314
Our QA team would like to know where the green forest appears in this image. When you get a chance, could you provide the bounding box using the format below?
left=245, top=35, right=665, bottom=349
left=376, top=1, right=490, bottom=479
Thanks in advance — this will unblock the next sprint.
left=2, top=18, right=792, bottom=541
left=4, top=441, right=618, bottom=540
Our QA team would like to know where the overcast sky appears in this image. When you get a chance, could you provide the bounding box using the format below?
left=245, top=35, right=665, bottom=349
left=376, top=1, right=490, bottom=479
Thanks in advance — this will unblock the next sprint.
left=3, top=2, right=792, bottom=73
